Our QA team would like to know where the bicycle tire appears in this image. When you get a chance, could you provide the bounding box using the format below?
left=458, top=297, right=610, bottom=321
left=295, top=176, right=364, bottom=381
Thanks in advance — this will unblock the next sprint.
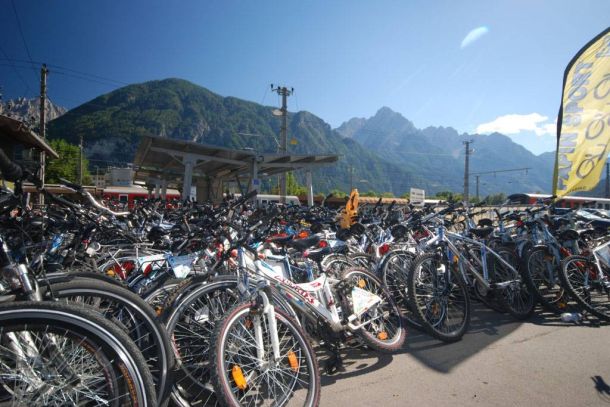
left=380, top=249, right=422, bottom=328
left=492, top=249, right=536, bottom=320
left=0, top=301, right=156, bottom=406
left=341, top=267, right=406, bottom=352
left=210, top=302, right=321, bottom=407
left=521, top=247, right=570, bottom=313
left=560, top=255, right=610, bottom=321
left=163, top=276, right=297, bottom=406
left=407, top=253, right=471, bottom=343
left=44, top=277, right=175, bottom=404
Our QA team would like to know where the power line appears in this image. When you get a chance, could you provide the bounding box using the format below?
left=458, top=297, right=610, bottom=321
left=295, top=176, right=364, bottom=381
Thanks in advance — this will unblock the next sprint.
left=0, top=48, right=32, bottom=95
left=0, top=57, right=128, bottom=86
left=10, top=0, right=37, bottom=81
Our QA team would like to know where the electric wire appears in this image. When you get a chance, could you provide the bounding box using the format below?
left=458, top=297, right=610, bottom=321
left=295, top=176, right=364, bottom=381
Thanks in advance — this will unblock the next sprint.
left=10, top=0, right=37, bottom=81
left=0, top=50, right=32, bottom=95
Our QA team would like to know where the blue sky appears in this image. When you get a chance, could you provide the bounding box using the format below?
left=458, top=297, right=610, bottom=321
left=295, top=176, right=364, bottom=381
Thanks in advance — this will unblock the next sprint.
left=0, top=0, right=608, bottom=154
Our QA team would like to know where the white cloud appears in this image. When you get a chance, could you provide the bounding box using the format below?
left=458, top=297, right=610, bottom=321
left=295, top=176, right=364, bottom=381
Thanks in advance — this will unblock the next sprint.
left=476, top=113, right=556, bottom=137
left=460, top=26, right=489, bottom=49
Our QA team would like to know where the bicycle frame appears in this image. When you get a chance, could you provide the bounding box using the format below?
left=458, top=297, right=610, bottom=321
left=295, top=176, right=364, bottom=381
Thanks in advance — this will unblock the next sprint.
left=423, top=225, right=521, bottom=291
left=237, top=247, right=382, bottom=333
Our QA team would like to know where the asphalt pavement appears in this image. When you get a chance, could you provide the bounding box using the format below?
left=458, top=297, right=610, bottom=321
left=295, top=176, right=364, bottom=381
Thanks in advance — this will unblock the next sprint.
left=318, top=304, right=610, bottom=407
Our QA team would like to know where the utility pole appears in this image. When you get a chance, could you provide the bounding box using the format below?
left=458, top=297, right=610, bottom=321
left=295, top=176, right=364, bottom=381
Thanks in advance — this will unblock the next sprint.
left=39, top=64, right=48, bottom=205
left=271, top=84, right=293, bottom=203
left=463, top=140, right=474, bottom=206
left=79, top=134, right=84, bottom=184
left=606, top=162, right=610, bottom=198
left=606, top=162, right=609, bottom=198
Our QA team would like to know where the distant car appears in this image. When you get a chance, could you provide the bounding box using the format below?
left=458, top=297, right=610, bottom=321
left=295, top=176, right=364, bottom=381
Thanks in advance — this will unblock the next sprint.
left=575, top=209, right=610, bottom=230
left=582, top=208, right=610, bottom=219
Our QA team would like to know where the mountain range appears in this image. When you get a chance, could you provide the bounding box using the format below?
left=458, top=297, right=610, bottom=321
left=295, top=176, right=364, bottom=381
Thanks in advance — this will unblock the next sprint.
left=0, top=97, right=66, bottom=125
left=336, top=107, right=557, bottom=195
left=8, top=77, right=564, bottom=196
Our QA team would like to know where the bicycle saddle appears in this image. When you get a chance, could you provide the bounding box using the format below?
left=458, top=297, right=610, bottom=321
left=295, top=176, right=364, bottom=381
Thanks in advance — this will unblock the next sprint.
left=470, top=226, right=494, bottom=238
left=286, top=235, right=321, bottom=251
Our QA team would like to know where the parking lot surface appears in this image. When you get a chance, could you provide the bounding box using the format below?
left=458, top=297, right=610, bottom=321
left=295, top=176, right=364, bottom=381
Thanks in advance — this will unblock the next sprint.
left=319, top=305, right=610, bottom=407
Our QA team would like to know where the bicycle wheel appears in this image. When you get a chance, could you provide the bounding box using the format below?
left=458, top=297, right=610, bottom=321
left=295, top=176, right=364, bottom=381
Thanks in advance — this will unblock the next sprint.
left=341, top=267, right=406, bottom=352
left=491, top=249, right=536, bottom=320
left=348, top=252, right=373, bottom=269
left=164, top=279, right=242, bottom=406
left=0, top=301, right=156, bottom=406
left=407, top=253, right=471, bottom=343
left=522, top=247, right=570, bottom=313
left=44, top=278, right=175, bottom=404
left=560, top=255, right=610, bottom=321
left=321, top=254, right=354, bottom=278
left=164, top=275, right=296, bottom=407
left=380, top=250, right=421, bottom=328
left=143, top=277, right=184, bottom=315
left=210, top=302, right=321, bottom=407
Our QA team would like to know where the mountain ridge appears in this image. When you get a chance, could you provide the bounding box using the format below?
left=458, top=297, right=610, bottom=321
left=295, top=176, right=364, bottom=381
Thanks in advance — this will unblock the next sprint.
left=46, top=77, right=565, bottom=196
left=48, top=78, right=415, bottom=194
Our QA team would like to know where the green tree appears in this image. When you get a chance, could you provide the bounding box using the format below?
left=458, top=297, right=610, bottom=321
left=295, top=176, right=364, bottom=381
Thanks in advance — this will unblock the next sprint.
left=46, top=139, right=92, bottom=185
left=271, top=172, right=307, bottom=195
left=400, top=192, right=410, bottom=199
left=381, top=192, right=395, bottom=198
left=483, top=193, right=507, bottom=205
left=286, top=172, right=307, bottom=195
left=329, top=189, right=347, bottom=198
left=361, top=190, right=379, bottom=197
left=435, top=190, right=463, bottom=203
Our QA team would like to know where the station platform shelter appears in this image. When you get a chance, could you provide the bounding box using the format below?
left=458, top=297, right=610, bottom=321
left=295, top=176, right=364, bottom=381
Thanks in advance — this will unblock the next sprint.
left=133, top=136, right=338, bottom=205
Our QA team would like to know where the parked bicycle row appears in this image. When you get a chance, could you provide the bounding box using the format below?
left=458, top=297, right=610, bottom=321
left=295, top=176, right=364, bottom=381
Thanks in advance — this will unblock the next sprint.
left=1, top=149, right=609, bottom=406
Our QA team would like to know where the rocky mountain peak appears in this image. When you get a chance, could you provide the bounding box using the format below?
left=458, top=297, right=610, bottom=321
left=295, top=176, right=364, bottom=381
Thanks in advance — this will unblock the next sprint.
left=0, top=97, right=67, bottom=125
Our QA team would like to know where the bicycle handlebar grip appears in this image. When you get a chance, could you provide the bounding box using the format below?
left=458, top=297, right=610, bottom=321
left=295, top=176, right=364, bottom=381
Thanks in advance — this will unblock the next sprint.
left=0, top=149, right=23, bottom=182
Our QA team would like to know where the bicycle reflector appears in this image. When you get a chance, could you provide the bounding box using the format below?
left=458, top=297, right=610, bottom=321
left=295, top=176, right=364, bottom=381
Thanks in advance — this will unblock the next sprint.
left=378, top=243, right=391, bottom=256
left=232, top=365, right=248, bottom=390
left=288, top=351, right=299, bottom=372
left=377, top=331, right=388, bottom=340
left=358, top=279, right=366, bottom=288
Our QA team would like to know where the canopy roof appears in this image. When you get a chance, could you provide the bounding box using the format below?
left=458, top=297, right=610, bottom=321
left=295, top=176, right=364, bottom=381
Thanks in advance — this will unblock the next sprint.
left=133, top=135, right=339, bottom=185
left=0, top=115, right=59, bottom=158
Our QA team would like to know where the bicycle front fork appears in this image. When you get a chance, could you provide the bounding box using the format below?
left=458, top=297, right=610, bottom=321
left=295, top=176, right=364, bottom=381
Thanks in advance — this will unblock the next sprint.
left=253, top=288, right=281, bottom=368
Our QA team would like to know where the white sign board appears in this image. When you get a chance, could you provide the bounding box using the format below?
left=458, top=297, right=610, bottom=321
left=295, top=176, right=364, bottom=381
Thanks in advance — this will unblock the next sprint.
left=410, top=188, right=425, bottom=207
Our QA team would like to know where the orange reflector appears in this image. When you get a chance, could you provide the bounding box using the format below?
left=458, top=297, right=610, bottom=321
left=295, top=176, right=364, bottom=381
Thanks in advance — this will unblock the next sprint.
left=155, top=307, right=163, bottom=316
left=232, top=365, right=247, bottom=390
left=358, top=279, right=366, bottom=288
left=106, top=269, right=115, bottom=277
left=453, top=255, right=459, bottom=264
left=377, top=331, right=388, bottom=340
left=288, top=351, right=299, bottom=372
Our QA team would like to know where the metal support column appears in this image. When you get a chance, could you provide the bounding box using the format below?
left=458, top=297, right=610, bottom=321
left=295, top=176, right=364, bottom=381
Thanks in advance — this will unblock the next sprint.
left=306, top=170, right=313, bottom=207
left=249, top=159, right=258, bottom=202
left=154, top=181, right=161, bottom=199
left=182, top=155, right=195, bottom=201
left=161, top=179, right=168, bottom=200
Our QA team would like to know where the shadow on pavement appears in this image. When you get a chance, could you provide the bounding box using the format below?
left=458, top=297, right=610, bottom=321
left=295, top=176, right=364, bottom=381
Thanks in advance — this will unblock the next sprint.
left=401, top=302, right=519, bottom=373
left=318, top=346, right=393, bottom=386
left=318, top=303, right=608, bottom=382
left=592, top=375, right=610, bottom=403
